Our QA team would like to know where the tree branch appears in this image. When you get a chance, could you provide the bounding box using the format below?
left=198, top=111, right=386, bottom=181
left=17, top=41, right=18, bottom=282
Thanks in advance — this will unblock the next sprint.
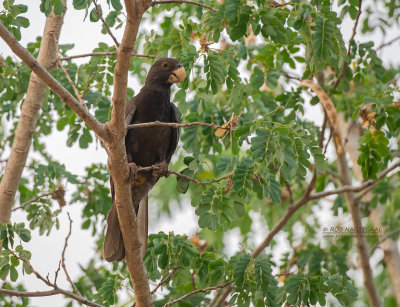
left=0, top=5, right=69, bottom=222
left=59, top=52, right=156, bottom=61
left=0, top=22, right=109, bottom=143
left=105, top=1, right=154, bottom=306
left=376, top=35, right=400, bottom=50
left=127, top=121, right=229, bottom=130
left=0, top=289, right=59, bottom=297
left=94, top=0, right=120, bottom=47
left=163, top=282, right=232, bottom=307
left=151, top=0, right=217, bottom=12
left=136, top=164, right=233, bottom=186
left=61, top=213, right=83, bottom=296
left=8, top=251, right=104, bottom=307
left=307, top=160, right=400, bottom=201
left=334, top=143, right=381, bottom=306
left=370, top=228, right=400, bottom=255
left=333, top=0, right=363, bottom=89
left=11, top=192, right=52, bottom=211
left=151, top=266, right=179, bottom=294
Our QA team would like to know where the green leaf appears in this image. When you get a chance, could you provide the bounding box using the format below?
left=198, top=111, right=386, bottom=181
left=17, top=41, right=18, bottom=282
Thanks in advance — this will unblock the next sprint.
left=10, top=265, right=18, bottom=282
left=176, top=168, right=194, bottom=194
left=233, top=253, right=252, bottom=287
left=90, top=7, right=100, bottom=22
left=54, top=0, right=64, bottom=15
left=251, top=66, right=265, bottom=89
left=111, top=0, right=123, bottom=11
left=266, top=71, right=280, bottom=89
left=232, top=160, right=254, bottom=198
left=0, top=264, right=10, bottom=280
left=15, top=16, right=29, bottom=28
left=79, top=128, right=93, bottom=149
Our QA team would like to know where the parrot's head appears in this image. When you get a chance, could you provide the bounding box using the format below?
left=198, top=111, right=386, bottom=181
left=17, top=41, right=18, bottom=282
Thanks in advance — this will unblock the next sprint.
left=145, top=58, right=186, bottom=87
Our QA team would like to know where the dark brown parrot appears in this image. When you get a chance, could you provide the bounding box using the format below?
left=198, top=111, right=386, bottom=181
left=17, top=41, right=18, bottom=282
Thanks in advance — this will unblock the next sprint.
left=103, top=58, right=185, bottom=262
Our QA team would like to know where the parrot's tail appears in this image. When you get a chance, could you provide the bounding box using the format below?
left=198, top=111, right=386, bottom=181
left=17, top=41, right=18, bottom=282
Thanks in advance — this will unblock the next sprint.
left=103, top=197, right=148, bottom=262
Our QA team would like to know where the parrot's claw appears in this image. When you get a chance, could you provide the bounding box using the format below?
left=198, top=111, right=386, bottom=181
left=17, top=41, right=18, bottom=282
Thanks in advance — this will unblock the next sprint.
left=153, top=161, right=169, bottom=178
left=128, top=162, right=138, bottom=185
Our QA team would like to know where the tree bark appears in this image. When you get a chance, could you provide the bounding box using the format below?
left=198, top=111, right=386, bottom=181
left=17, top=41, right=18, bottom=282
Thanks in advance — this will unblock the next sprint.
left=0, top=3, right=67, bottom=222
left=338, top=115, right=400, bottom=304
left=335, top=149, right=382, bottom=307
left=104, top=1, right=154, bottom=305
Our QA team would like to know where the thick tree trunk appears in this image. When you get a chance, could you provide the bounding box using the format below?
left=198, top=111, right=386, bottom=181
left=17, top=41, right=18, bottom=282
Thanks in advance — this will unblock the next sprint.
left=338, top=115, right=400, bottom=304
left=0, top=4, right=66, bottom=222
left=105, top=1, right=154, bottom=305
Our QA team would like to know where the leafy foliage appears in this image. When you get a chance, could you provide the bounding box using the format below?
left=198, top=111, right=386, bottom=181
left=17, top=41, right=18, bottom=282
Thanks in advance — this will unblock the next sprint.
left=1, top=0, right=400, bottom=306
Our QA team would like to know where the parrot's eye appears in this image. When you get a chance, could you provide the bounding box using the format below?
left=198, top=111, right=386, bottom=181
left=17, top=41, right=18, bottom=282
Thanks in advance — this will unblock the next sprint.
left=161, top=62, right=169, bottom=69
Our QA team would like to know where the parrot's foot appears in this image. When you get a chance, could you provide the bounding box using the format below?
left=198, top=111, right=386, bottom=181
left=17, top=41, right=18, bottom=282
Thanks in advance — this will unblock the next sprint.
left=153, top=161, right=169, bottom=178
left=128, top=162, right=138, bottom=186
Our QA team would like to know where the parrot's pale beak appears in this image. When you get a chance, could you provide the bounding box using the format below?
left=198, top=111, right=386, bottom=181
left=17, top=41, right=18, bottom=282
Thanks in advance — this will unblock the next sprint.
left=166, top=66, right=186, bottom=84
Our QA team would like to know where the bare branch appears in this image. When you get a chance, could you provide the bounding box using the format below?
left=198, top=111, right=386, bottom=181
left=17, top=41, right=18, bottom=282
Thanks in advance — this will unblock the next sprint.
left=59, top=52, right=156, bottom=61
left=136, top=164, right=233, bottom=186
left=12, top=192, right=52, bottom=211
left=370, top=228, right=400, bottom=255
left=163, top=282, right=232, bottom=307
left=151, top=0, right=217, bottom=12
left=377, top=35, right=400, bottom=50
left=8, top=251, right=104, bottom=307
left=151, top=266, right=180, bottom=295
left=308, top=160, right=400, bottom=201
left=57, top=62, right=86, bottom=106
left=61, top=213, right=83, bottom=296
left=0, top=289, right=59, bottom=297
left=93, top=0, right=120, bottom=47
left=127, top=121, right=229, bottom=131
left=0, top=22, right=109, bottom=143
left=284, top=181, right=294, bottom=206
left=81, top=73, right=96, bottom=100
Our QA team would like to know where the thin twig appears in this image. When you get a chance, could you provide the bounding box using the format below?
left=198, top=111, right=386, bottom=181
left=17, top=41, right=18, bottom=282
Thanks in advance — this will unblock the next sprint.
left=81, top=73, right=96, bottom=100
left=324, top=128, right=333, bottom=155
left=12, top=192, right=52, bottom=211
left=308, top=160, right=400, bottom=201
left=55, top=38, right=87, bottom=107
left=207, top=289, right=222, bottom=307
left=259, top=106, right=285, bottom=120
left=319, top=112, right=328, bottom=149
left=376, top=35, right=400, bottom=50
left=127, top=121, right=229, bottom=130
left=93, top=0, right=120, bottom=47
left=370, top=228, right=400, bottom=255
left=284, top=181, right=294, bottom=206
left=59, top=52, right=156, bottom=61
left=58, top=62, right=86, bottom=105
left=151, top=0, right=217, bottom=12
left=281, top=70, right=301, bottom=81
left=135, top=164, right=233, bottom=186
left=333, top=0, right=363, bottom=89
left=151, top=266, right=180, bottom=294
left=8, top=251, right=103, bottom=307
left=163, top=282, right=232, bottom=307
left=62, top=213, right=83, bottom=297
